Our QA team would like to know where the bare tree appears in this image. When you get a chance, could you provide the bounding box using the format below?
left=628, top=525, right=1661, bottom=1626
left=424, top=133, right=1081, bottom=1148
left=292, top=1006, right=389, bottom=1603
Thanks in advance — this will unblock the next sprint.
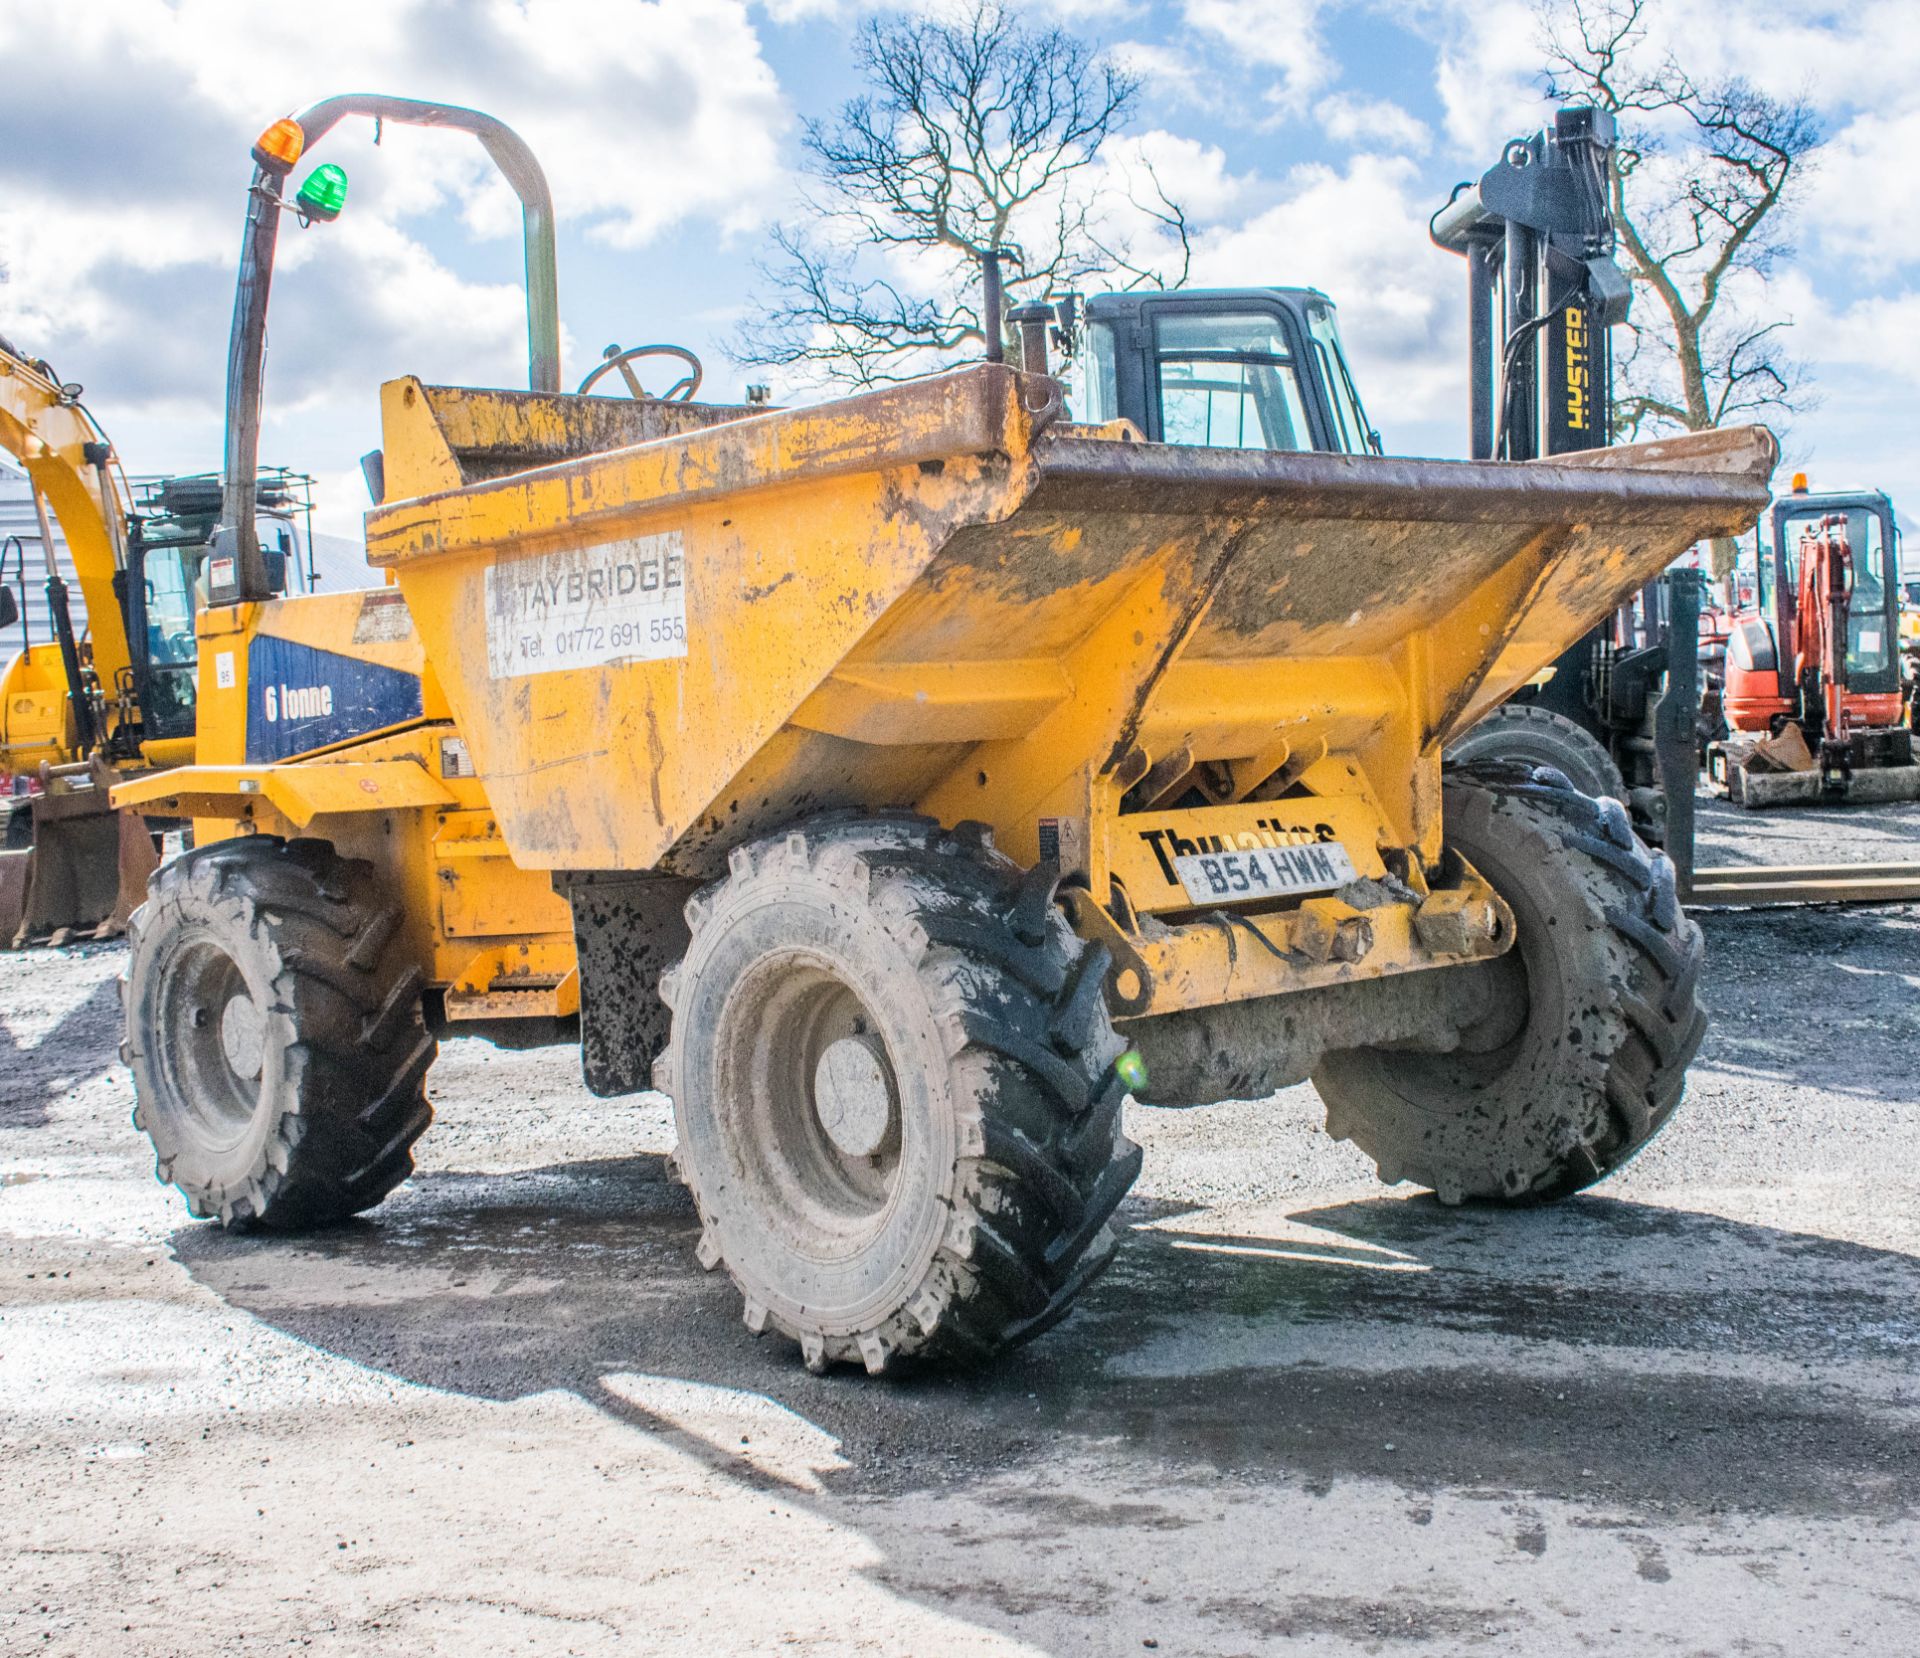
left=1538, top=0, right=1820, bottom=442
left=737, top=1, right=1189, bottom=386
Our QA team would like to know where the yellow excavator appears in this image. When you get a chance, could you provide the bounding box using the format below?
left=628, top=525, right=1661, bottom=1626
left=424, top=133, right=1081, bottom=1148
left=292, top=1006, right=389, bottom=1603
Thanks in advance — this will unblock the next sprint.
left=0, top=337, right=316, bottom=943
left=0, top=336, right=170, bottom=941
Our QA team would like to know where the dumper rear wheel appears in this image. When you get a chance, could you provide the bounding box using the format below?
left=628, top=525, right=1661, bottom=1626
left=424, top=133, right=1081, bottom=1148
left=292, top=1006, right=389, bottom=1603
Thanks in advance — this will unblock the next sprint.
left=122, top=836, right=436, bottom=1230
left=1314, top=762, right=1704, bottom=1204
left=656, top=820, right=1141, bottom=1374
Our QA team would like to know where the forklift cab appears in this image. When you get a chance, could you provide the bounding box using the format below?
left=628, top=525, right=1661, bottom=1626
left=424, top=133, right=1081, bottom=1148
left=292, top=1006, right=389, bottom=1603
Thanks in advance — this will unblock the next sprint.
left=1761, top=490, right=1901, bottom=701
left=1076, top=288, right=1382, bottom=457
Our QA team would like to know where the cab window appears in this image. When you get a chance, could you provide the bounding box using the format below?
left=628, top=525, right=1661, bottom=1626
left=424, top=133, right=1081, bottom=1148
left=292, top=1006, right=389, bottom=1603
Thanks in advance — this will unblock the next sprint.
left=1304, top=299, right=1379, bottom=455
left=144, top=547, right=198, bottom=669
left=1079, top=318, right=1121, bottom=425
left=1774, top=509, right=1893, bottom=676
left=140, top=544, right=200, bottom=742
left=1154, top=311, right=1313, bottom=452
left=1850, top=510, right=1891, bottom=675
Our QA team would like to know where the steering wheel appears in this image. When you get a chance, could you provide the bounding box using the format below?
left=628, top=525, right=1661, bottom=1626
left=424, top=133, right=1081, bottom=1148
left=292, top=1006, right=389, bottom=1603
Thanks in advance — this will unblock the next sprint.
left=576, top=343, right=703, bottom=402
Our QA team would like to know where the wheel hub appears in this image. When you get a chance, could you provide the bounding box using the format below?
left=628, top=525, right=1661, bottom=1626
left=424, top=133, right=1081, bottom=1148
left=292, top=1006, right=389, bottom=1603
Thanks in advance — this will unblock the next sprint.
left=219, top=994, right=265, bottom=1081
left=813, top=1034, right=895, bottom=1159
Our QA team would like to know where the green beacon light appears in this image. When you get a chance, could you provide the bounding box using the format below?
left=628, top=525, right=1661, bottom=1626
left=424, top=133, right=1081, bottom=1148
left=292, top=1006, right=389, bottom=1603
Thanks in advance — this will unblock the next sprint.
left=1114, top=1049, right=1148, bottom=1094
left=294, top=163, right=349, bottom=224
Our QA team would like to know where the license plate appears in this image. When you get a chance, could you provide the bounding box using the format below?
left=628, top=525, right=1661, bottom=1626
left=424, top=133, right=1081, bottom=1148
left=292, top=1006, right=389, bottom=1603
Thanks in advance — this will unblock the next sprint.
left=1171, top=842, right=1358, bottom=906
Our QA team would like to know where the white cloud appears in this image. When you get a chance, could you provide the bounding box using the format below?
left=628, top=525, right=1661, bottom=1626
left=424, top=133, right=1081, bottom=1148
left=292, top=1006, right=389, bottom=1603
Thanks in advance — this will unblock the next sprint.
left=1805, top=107, right=1920, bottom=275
left=1020, top=0, right=1142, bottom=17
left=0, top=0, right=790, bottom=534
left=0, top=10, right=787, bottom=378
left=1099, top=130, right=1249, bottom=223
left=1419, top=0, right=1552, bottom=160
left=1319, top=93, right=1430, bottom=152
left=757, top=0, right=851, bottom=20
left=1747, top=272, right=1920, bottom=525
left=1112, top=38, right=1212, bottom=104
left=1182, top=0, right=1335, bottom=109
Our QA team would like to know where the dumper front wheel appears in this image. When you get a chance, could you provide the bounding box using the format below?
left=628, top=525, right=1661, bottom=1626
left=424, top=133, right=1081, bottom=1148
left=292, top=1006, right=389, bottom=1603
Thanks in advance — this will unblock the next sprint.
left=657, top=821, right=1141, bottom=1374
left=122, top=836, right=436, bottom=1230
left=1314, top=762, right=1705, bottom=1204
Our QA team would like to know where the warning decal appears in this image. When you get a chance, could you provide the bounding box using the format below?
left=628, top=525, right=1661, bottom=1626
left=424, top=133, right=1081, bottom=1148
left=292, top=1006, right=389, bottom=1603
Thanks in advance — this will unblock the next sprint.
left=485, top=531, right=688, bottom=679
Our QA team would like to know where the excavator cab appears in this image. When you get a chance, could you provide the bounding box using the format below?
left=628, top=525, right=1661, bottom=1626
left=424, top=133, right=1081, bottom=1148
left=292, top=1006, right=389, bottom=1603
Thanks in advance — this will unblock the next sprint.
left=121, top=471, right=316, bottom=748
left=1715, top=481, right=1917, bottom=800
left=0, top=333, right=317, bottom=944
left=1758, top=490, right=1900, bottom=706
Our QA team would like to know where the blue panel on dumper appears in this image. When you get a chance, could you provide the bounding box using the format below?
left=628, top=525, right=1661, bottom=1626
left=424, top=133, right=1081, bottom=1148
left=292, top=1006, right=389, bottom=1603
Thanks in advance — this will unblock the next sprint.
left=245, top=635, right=423, bottom=762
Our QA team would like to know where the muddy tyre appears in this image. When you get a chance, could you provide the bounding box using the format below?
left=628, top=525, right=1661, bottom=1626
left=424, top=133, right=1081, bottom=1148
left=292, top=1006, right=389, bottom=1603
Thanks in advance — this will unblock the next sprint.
left=122, top=835, right=435, bottom=1230
left=656, top=819, right=1142, bottom=1374
left=1314, top=761, right=1704, bottom=1204
left=1444, top=703, right=1627, bottom=805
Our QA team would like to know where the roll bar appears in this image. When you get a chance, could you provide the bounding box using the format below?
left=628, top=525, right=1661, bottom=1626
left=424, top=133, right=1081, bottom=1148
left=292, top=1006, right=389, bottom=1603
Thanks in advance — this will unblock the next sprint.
left=216, top=95, right=559, bottom=602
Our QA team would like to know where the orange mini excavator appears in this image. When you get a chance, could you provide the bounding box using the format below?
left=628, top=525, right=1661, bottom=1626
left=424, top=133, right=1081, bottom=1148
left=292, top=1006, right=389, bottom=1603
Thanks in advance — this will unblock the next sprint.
left=1716, top=474, right=1916, bottom=805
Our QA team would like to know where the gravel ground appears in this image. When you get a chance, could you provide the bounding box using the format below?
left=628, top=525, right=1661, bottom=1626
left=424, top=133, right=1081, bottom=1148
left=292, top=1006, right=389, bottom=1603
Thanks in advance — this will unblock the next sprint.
left=1696, top=792, right=1920, bottom=868
left=4, top=796, right=1919, bottom=1657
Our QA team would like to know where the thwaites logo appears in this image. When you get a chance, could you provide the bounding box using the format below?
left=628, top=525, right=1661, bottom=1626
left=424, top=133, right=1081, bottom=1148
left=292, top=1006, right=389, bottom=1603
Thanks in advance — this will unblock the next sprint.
left=1138, top=818, right=1337, bottom=885
left=262, top=682, right=334, bottom=723
left=1563, top=303, right=1591, bottom=433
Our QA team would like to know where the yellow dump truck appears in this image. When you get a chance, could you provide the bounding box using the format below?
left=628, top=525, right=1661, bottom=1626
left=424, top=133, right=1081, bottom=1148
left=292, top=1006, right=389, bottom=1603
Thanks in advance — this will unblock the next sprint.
left=120, top=99, right=1773, bottom=1374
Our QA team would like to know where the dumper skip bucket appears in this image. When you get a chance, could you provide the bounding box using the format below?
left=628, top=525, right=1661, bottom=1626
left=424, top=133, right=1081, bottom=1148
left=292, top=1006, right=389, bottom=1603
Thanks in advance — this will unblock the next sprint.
left=365, top=364, right=1773, bottom=888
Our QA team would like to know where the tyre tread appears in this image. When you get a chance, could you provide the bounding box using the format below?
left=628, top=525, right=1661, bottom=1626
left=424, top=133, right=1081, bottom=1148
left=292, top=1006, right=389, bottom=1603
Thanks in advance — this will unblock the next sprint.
left=124, top=835, right=436, bottom=1233
left=1324, top=760, right=1705, bottom=1204
left=665, top=819, right=1139, bottom=1373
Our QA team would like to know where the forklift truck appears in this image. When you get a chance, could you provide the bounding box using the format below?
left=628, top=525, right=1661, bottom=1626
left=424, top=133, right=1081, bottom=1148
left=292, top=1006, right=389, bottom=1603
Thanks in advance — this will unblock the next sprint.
left=1062, top=108, right=1710, bottom=889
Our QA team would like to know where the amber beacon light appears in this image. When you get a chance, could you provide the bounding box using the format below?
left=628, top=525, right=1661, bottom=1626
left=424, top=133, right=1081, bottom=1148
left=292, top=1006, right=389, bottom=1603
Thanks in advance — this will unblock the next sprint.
left=250, top=117, right=305, bottom=172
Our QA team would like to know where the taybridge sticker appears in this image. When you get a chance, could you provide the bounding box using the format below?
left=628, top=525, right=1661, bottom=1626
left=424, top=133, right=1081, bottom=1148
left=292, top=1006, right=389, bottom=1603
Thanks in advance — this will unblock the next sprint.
left=485, top=532, right=688, bottom=679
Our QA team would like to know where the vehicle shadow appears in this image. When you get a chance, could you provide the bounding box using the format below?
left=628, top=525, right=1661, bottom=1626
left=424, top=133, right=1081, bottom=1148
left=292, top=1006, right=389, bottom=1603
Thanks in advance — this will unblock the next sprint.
left=170, top=1149, right=1920, bottom=1528
left=0, top=970, right=124, bottom=1129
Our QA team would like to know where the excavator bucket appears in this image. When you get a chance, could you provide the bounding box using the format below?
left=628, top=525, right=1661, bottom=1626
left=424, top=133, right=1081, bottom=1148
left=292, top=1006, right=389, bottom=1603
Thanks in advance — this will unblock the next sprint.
left=13, top=788, right=119, bottom=945
left=8, top=771, right=158, bottom=947
left=0, top=848, right=27, bottom=944
left=365, top=363, right=1773, bottom=887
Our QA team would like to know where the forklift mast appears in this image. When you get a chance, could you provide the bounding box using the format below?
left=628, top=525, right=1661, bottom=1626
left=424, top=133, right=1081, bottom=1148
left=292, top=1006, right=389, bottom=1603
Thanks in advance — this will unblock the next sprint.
left=1053, top=109, right=1706, bottom=881
left=1430, top=106, right=1705, bottom=886
left=1429, top=105, right=1629, bottom=464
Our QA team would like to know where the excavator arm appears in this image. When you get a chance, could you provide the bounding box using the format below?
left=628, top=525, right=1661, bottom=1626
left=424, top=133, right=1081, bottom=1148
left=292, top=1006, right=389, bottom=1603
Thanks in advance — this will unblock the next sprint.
left=0, top=339, right=166, bottom=944
left=1794, top=517, right=1857, bottom=767
left=0, top=338, right=136, bottom=773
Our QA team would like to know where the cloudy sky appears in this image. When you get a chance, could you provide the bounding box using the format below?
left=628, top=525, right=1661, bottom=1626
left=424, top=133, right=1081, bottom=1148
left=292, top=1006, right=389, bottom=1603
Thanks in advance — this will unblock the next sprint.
left=0, top=0, right=1912, bottom=560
